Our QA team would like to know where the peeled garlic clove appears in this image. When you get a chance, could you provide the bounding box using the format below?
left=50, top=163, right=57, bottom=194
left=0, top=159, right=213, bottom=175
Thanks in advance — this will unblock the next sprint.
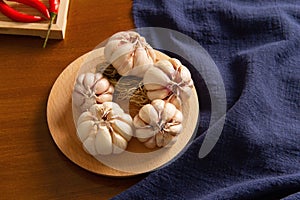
left=83, top=135, right=97, bottom=156
left=111, top=132, right=128, bottom=154
left=147, top=89, right=170, bottom=100
left=138, top=104, right=159, bottom=126
left=94, top=78, right=110, bottom=94
left=161, top=102, right=177, bottom=122
left=96, top=94, right=113, bottom=104
left=110, top=119, right=133, bottom=141
left=144, top=137, right=156, bottom=149
left=95, top=126, right=112, bottom=155
left=77, top=120, right=95, bottom=142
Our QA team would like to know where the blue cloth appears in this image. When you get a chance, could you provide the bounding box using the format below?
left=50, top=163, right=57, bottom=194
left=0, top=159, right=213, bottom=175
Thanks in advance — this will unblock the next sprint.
left=113, top=0, right=300, bottom=199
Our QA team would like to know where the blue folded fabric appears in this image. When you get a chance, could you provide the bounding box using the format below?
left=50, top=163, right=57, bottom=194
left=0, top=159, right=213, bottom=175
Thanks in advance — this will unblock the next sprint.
left=113, top=0, right=300, bottom=199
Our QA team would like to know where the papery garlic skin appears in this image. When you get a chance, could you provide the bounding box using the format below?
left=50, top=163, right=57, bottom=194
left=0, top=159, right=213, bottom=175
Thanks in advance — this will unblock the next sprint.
left=104, top=31, right=156, bottom=77
left=73, top=72, right=114, bottom=112
left=76, top=102, right=133, bottom=155
left=143, top=58, right=194, bottom=109
left=133, top=99, right=183, bottom=149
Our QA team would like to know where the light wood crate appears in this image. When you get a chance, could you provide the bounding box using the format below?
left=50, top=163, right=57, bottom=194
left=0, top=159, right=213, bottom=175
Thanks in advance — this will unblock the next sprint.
left=0, top=0, right=70, bottom=39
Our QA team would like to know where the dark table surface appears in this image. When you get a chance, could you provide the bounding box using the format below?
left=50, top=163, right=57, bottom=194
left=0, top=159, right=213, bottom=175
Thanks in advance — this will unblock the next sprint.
left=0, top=1, right=146, bottom=199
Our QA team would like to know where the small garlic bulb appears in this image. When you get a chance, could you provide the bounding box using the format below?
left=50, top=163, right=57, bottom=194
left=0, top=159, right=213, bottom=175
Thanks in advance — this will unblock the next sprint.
left=73, top=72, right=114, bottom=112
left=143, top=58, right=194, bottom=109
left=134, top=99, right=183, bottom=148
left=104, top=31, right=156, bottom=77
left=76, top=102, right=133, bottom=155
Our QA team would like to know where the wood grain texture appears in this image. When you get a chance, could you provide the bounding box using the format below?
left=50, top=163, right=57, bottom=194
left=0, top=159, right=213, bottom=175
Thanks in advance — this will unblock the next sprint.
left=47, top=48, right=199, bottom=177
left=0, top=0, right=70, bottom=39
left=0, top=1, right=145, bottom=199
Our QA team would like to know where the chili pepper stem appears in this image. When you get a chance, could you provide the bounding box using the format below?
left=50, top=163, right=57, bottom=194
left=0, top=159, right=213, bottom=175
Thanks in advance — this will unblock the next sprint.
left=43, top=12, right=57, bottom=48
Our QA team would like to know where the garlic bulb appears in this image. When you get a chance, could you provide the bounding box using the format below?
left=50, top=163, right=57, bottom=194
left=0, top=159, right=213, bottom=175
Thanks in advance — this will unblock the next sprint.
left=133, top=99, right=183, bottom=148
left=73, top=72, right=114, bottom=112
left=143, top=58, right=194, bottom=109
left=76, top=102, right=133, bottom=155
left=104, top=31, right=156, bottom=77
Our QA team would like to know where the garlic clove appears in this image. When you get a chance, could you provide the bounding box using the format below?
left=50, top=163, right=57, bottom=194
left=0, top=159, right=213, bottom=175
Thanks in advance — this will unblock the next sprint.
left=138, top=104, right=159, bottom=126
left=115, top=57, right=133, bottom=76
left=169, top=58, right=182, bottom=70
left=110, top=43, right=134, bottom=64
left=179, top=86, right=193, bottom=100
left=104, top=39, right=122, bottom=59
left=95, top=126, right=113, bottom=155
left=77, top=120, right=95, bottom=142
left=179, top=66, right=192, bottom=83
left=110, top=119, right=133, bottom=141
left=144, top=83, right=165, bottom=91
left=155, top=60, right=176, bottom=78
left=143, top=67, right=170, bottom=90
left=165, top=136, right=178, bottom=148
left=77, top=111, right=94, bottom=125
left=94, top=78, right=110, bottom=94
left=135, top=127, right=156, bottom=140
left=106, top=85, right=114, bottom=94
left=133, top=115, right=147, bottom=128
left=111, top=132, right=127, bottom=154
left=147, top=89, right=170, bottom=100
left=169, top=95, right=182, bottom=110
left=167, top=124, right=183, bottom=136
left=161, top=102, right=176, bottom=122
left=83, top=73, right=96, bottom=89
left=72, top=91, right=84, bottom=107
left=133, top=46, right=154, bottom=67
left=173, top=110, right=183, bottom=123
left=151, top=99, right=165, bottom=114
left=120, top=113, right=134, bottom=126
left=83, top=135, right=97, bottom=156
left=96, top=94, right=113, bottom=104
left=156, top=131, right=173, bottom=147
left=144, top=136, right=156, bottom=149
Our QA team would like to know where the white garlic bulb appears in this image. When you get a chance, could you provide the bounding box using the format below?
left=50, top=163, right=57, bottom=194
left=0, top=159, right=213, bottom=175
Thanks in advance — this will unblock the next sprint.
left=104, top=31, right=156, bottom=77
left=73, top=72, right=114, bottom=112
left=133, top=99, right=183, bottom=148
left=76, top=102, right=133, bottom=155
left=143, top=58, right=194, bottom=109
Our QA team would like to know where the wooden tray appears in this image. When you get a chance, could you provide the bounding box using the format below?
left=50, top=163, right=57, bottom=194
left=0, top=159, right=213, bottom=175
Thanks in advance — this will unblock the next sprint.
left=0, top=0, right=70, bottom=39
left=47, top=47, right=199, bottom=177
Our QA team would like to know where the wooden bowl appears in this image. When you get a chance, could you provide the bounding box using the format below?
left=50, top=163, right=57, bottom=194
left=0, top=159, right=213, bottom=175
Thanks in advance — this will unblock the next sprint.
left=47, top=47, right=199, bottom=177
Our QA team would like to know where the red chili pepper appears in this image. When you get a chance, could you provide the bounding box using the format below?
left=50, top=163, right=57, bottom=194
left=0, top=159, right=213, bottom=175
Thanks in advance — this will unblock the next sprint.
left=7, top=0, right=50, bottom=19
left=0, top=0, right=43, bottom=23
left=42, top=0, right=59, bottom=48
